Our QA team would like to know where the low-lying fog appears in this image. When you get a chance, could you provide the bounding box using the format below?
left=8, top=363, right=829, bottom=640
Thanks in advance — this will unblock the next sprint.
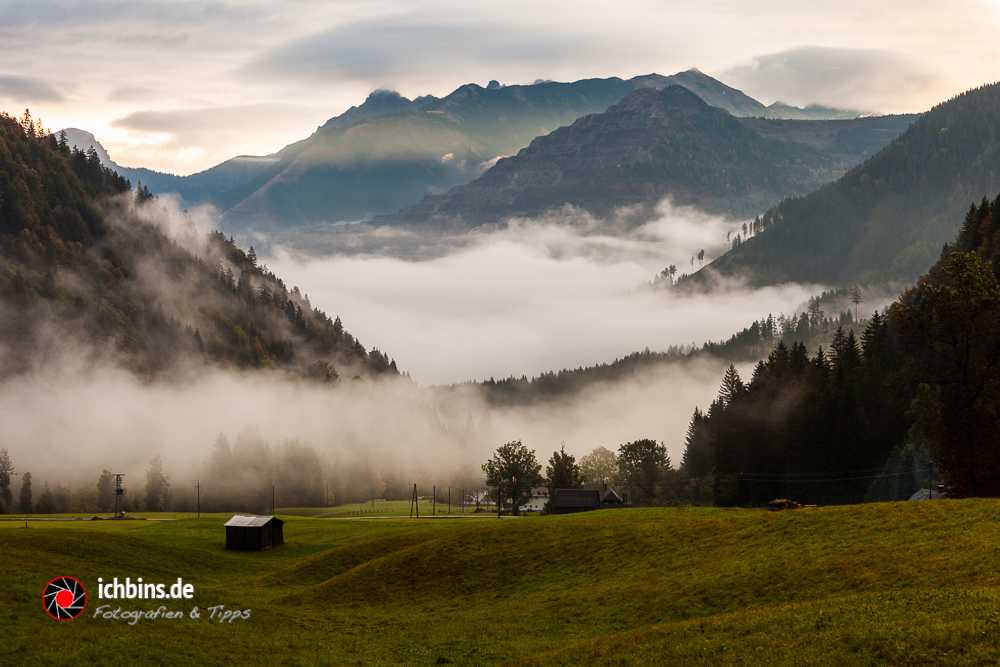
left=262, top=201, right=824, bottom=385
left=3, top=199, right=828, bottom=495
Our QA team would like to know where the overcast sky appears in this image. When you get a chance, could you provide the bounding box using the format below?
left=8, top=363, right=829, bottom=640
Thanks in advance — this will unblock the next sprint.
left=2, top=0, right=999, bottom=175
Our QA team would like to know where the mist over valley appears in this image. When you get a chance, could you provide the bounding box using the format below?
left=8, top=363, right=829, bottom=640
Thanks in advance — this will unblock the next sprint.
left=1, top=62, right=997, bottom=516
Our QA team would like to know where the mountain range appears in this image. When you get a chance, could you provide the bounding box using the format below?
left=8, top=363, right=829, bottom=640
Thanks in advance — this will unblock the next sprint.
left=67, top=70, right=867, bottom=237
left=376, top=86, right=913, bottom=226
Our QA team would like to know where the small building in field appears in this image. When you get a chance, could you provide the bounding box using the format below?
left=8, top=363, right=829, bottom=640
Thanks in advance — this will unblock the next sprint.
left=520, top=486, right=550, bottom=513
left=551, top=483, right=627, bottom=514
left=908, top=485, right=948, bottom=501
left=224, top=514, right=285, bottom=551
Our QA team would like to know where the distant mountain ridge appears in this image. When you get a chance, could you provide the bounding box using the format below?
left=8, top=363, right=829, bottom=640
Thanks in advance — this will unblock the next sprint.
left=66, top=70, right=867, bottom=239
left=61, top=128, right=278, bottom=206
left=212, top=70, right=871, bottom=236
left=375, top=86, right=915, bottom=227
left=317, top=89, right=439, bottom=132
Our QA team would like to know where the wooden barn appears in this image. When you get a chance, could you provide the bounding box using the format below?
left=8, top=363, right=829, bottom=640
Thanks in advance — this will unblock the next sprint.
left=224, top=514, right=285, bottom=551
left=551, top=484, right=627, bottom=514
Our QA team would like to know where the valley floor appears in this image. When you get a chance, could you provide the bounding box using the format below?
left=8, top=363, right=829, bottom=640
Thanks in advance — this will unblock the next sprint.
left=2, top=501, right=999, bottom=666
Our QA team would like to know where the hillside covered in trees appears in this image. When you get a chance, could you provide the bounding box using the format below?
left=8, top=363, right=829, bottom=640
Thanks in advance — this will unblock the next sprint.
left=459, top=294, right=863, bottom=408
left=701, top=81, right=1000, bottom=287
left=0, top=110, right=397, bottom=381
left=685, top=192, right=1000, bottom=505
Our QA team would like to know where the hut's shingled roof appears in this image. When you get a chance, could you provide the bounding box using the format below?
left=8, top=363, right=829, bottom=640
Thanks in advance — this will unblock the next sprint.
left=224, top=514, right=284, bottom=527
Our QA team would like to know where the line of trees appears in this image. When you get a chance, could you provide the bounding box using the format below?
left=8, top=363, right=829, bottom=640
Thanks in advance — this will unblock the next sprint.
left=0, top=447, right=173, bottom=514
left=689, top=191, right=1000, bottom=504
left=481, top=436, right=714, bottom=514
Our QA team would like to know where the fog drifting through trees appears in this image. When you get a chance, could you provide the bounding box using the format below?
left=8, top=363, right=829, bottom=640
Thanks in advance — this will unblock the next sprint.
left=1, top=194, right=829, bottom=511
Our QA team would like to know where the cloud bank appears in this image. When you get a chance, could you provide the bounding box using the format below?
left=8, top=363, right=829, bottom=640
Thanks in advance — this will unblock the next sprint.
left=262, top=201, right=823, bottom=385
left=721, top=46, right=939, bottom=112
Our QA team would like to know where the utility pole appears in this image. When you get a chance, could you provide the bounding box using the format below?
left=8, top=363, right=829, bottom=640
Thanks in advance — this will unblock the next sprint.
left=113, top=473, right=125, bottom=518
left=462, top=487, right=465, bottom=514
left=448, top=486, right=451, bottom=515
left=195, top=481, right=201, bottom=518
left=271, top=484, right=275, bottom=515
left=497, top=484, right=502, bottom=520
left=433, top=485, right=436, bottom=515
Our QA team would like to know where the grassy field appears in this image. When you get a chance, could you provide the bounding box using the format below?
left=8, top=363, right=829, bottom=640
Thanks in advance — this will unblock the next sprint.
left=2, top=501, right=1000, bottom=666
left=277, top=499, right=494, bottom=518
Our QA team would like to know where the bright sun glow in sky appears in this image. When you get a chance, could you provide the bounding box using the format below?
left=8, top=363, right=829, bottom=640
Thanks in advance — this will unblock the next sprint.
left=2, top=0, right=1000, bottom=174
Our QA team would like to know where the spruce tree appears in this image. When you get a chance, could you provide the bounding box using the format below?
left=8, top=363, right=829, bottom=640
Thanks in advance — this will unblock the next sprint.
left=0, top=448, right=14, bottom=512
left=19, top=472, right=32, bottom=513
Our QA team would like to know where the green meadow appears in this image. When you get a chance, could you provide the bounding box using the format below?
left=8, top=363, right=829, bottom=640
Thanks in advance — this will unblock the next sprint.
left=2, top=501, right=1000, bottom=666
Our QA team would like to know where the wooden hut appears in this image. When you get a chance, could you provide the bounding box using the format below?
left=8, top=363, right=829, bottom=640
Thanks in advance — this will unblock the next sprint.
left=551, top=483, right=627, bottom=514
left=224, top=514, right=285, bottom=551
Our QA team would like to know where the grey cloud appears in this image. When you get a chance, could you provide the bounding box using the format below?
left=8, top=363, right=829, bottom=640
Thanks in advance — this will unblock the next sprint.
left=108, top=103, right=328, bottom=173
left=112, top=103, right=323, bottom=139
left=240, top=16, right=589, bottom=84
left=0, top=1, right=256, bottom=29
left=0, top=75, right=65, bottom=102
left=108, top=85, right=155, bottom=102
left=720, top=45, right=938, bottom=111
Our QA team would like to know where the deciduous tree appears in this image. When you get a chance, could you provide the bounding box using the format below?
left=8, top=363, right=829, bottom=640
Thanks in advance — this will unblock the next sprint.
left=579, top=446, right=619, bottom=489
left=482, top=440, right=542, bottom=516
left=618, top=439, right=670, bottom=506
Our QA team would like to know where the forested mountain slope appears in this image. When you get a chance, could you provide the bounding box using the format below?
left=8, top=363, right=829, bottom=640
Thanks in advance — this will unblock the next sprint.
left=686, top=190, right=1000, bottom=505
left=700, top=81, right=1000, bottom=286
left=0, top=111, right=396, bottom=381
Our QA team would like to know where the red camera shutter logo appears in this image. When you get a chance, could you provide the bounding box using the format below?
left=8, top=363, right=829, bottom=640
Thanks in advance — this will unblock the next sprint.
left=43, top=577, right=87, bottom=620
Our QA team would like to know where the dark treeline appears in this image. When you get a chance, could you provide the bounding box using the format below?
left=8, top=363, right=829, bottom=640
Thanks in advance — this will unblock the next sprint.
left=486, top=437, right=717, bottom=513
left=0, top=446, right=173, bottom=514
left=199, top=428, right=484, bottom=514
left=686, top=192, right=1000, bottom=505
left=0, top=432, right=483, bottom=515
left=0, top=108, right=398, bottom=381
left=471, top=300, right=864, bottom=407
left=202, top=430, right=324, bottom=512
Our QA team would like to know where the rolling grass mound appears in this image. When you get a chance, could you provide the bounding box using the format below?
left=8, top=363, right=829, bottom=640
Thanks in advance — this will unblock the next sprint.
left=3, top=501, right=1000, bottom=665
